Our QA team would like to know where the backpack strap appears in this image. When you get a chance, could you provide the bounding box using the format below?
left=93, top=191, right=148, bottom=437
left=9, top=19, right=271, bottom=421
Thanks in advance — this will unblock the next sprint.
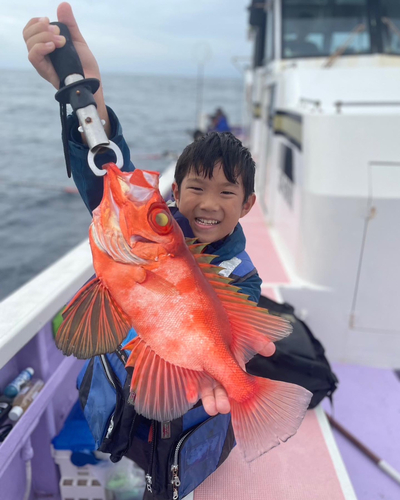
left=115, top=344, right=128, bottom=363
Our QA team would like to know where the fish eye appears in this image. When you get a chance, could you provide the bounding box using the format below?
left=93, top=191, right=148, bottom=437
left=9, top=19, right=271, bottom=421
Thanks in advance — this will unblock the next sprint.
left=155, top=212, right=169, bottom=227
left=148, top=205, right=173, bottom=234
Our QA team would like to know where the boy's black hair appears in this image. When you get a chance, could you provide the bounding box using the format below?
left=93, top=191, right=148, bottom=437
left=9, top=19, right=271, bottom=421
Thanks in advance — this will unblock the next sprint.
left=174, top=132, right=255, bottom=202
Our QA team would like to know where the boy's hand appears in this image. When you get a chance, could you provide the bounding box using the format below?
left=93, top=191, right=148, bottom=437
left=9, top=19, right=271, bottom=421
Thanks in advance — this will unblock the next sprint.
left=23, top=2, right=110, bottom=136
left=201, top=342, right=276, bottom=416
left=23, top=2, right=100, bottom=89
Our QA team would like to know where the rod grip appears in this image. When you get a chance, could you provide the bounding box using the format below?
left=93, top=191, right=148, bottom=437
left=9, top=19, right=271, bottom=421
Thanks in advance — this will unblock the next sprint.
left=49, top=22, right=84, bottom=86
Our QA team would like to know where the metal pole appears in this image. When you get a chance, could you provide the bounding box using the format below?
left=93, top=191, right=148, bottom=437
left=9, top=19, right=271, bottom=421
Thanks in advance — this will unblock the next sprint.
left=195, top=62, right=205, bottom=130
left=326, top=413, right=400, bottom=486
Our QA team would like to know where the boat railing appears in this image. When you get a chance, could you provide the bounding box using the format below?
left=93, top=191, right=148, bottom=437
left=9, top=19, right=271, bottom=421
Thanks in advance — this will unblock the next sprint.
left=0, top=164, right=176, bottom=490
left=334, top=101, right=400, bottom=113
left=0, top=165, right=175, bottom=371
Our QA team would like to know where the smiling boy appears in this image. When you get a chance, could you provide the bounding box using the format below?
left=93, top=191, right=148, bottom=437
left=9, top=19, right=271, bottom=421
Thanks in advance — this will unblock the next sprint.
left=172, top=134, right=256, bottom=244
left=23, top=5, right=279, bottom=496
left=23, top=3, right=275, bottom=417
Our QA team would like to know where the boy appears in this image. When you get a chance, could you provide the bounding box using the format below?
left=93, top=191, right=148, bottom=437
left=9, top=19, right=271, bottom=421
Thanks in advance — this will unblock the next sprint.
left=23, top=4, right=275, bottom=418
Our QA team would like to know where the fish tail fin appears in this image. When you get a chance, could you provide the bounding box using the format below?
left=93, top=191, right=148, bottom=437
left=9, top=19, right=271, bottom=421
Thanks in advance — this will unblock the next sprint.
left=230, top=377, right=312, bottom=462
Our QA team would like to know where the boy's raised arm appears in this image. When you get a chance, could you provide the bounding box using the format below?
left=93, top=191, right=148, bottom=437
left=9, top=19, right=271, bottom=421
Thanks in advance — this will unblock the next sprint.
left=23, top=2, right=110, bottom=138
left=23, top=2, right=135, bottom=213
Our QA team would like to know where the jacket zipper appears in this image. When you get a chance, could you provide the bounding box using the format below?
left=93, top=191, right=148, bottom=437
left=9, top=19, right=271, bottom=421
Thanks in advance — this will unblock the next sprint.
left=100, top=354, right=117, bottom=440
left=146, top=420, right=157, bottom=494
left=170, top=416, right=214, bottom=500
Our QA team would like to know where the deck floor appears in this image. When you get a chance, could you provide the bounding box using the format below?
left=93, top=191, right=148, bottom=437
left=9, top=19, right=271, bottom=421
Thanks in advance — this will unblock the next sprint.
left=240, top=201, right=400, bottom=500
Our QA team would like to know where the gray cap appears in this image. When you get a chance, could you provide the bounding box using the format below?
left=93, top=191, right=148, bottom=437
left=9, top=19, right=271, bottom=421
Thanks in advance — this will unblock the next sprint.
left=9, top=406, right=23, bottom=421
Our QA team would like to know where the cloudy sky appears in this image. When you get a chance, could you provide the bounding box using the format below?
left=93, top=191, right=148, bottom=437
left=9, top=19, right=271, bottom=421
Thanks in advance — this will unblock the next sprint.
left=1, top=0, right=253, bottom=78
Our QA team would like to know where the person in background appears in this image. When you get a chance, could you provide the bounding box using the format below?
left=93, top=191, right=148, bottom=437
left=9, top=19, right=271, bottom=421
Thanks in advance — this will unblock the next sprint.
left=208, top=107, right=231, bottom=132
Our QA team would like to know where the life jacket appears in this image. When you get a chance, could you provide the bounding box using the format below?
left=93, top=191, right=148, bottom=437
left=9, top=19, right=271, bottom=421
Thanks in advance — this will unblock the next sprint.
left=77, top=252, right=254, bottom=500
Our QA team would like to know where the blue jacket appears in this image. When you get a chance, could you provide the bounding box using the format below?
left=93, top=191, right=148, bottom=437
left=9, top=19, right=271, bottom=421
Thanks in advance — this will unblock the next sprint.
left=67, top=107, right=261, bottom=303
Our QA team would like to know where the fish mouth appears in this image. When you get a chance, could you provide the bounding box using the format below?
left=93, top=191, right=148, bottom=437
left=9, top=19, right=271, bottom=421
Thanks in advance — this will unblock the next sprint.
left=195, top=217, right=221, bottom=226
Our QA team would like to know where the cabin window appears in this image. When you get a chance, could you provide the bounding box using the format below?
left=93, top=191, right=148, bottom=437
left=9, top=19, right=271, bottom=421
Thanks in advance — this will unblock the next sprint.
left=249, top=1, right=267, bottom=68
left=281, top=0, right=371, bottom=59
left=380, top=0, right=400, bottom=55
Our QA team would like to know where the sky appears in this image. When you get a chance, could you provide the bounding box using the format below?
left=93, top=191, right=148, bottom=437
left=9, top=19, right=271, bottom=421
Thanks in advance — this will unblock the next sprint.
left=1, top=0, right=253, bottom=78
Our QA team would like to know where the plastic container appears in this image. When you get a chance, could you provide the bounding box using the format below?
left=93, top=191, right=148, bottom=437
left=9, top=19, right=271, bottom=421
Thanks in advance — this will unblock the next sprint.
left=52, top=449, right=107, bottom=500
left=4, top=368, right=34, bottom=398
left=9, top=379, right=44, bottom=421
left=105, top=458, right=145, bottom=500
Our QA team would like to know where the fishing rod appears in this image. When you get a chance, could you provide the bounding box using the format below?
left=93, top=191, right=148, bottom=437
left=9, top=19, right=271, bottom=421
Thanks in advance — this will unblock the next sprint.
left=326, top=413, right=400, bottom=486
left=48, top=22, right=123, bottom=177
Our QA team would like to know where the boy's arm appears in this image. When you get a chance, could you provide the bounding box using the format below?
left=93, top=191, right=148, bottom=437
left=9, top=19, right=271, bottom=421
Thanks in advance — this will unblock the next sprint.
left=68, top=106, right=135, bottom=214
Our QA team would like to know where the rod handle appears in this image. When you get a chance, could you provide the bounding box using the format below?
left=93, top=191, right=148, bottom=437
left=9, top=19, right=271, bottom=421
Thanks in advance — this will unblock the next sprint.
left=48, top=22, right=84, bottom=87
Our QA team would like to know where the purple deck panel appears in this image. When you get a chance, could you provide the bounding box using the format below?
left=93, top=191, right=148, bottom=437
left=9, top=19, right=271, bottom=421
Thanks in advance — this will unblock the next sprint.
left=322, top=363, right=400, bottom=500
left=0, top=322, right=84, bottom=500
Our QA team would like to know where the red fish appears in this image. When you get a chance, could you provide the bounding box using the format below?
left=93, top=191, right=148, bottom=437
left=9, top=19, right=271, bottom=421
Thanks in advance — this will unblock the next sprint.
left=57, top=163, right=311, bottom=461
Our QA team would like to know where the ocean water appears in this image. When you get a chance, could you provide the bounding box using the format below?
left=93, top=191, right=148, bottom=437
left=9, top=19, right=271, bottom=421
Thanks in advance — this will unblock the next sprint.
left=0, top=69, right=244, bottom=300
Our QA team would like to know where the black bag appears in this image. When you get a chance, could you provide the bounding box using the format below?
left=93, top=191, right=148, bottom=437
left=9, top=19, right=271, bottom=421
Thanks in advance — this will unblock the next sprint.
left=246, top=295, right=338, bottom=408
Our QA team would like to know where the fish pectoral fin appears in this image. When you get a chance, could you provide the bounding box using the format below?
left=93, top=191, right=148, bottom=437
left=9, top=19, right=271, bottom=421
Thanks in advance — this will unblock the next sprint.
left=215, top=289, right=292, bottom=364
left=56, top=277, right=131, bottom=359
left=126, top=338, right=209, bottom=421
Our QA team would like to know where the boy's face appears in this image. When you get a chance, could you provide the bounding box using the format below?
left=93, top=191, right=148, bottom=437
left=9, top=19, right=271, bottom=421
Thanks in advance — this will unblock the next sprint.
left=172, top=164, right=256, bottom=243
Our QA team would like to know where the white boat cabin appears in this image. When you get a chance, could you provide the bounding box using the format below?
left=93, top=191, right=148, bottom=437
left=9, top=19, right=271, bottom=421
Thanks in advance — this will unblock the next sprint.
left=245, top=0, right=400, bottom=367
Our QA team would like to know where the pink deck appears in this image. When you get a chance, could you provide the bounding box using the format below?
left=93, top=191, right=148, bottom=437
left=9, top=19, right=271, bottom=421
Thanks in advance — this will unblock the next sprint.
left=195, top=411, right=345, bottom=500
left=193, top=202, right=351, bottom=499
left=240, top=202, right=289, bottom=285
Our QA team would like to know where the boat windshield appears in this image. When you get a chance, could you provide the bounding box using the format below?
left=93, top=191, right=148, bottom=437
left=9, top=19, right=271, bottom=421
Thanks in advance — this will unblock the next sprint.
left=381, top=1, right=400, bottom=55
left=282, top=0, right=371, bottom=59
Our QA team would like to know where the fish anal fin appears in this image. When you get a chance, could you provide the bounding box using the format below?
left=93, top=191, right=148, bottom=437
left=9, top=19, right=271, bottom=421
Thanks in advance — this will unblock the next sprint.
left=127, top=341, right=210, bottom=421
left=231, top=378, right=312, bottom=462
left=56, top=278, right=131, bottom=359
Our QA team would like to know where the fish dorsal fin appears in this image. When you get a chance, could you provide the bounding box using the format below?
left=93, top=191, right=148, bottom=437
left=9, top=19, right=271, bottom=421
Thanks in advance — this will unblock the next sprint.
left=195, top=259, right=292, bottom=363
left=56, top=278, right=131, bottom=359
left=188, top=245, right=292, bottom=363
left=218, top=288, right=291, bottom=363
left=192, top=253, right=215, bottom=264
left=188, top=242, right=208, bottom=254
left=185, top=237, right=197, bottom=246
left=124, top=338, right=214, bottom=422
